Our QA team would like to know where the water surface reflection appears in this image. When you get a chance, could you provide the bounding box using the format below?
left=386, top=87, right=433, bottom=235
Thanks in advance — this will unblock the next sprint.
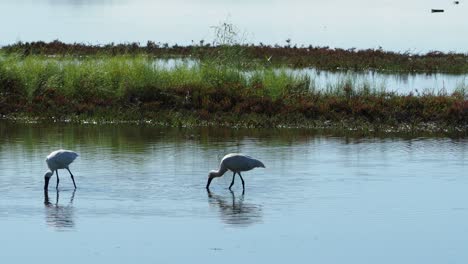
left=207, top=190, right=262, bottom=227
left=44, top=190, right=76, bottom=231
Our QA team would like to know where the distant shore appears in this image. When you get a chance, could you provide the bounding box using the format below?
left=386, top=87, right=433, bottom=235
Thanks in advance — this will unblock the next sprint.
left=3, top=40, right=468, bottom=73
left=0, top=50, right=466, bottom=135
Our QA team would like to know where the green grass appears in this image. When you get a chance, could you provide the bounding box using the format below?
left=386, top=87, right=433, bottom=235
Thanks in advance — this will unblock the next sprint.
left=0, top=53, right=313, bottom=101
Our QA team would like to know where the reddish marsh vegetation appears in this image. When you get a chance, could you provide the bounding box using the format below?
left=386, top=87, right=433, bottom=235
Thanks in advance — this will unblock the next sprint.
left=3, top=41, right=468, bottom=73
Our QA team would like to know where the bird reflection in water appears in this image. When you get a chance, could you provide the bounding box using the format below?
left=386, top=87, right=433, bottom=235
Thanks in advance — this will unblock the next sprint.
left=44, top=190, right=76, bottom=231
left=207, top=190, right=262, bottom=227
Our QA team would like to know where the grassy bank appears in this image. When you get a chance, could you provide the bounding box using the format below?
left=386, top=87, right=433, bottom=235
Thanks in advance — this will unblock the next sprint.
left=3, top=41, right=468, bottom=73
left=0, top=54, right=467, bottom=133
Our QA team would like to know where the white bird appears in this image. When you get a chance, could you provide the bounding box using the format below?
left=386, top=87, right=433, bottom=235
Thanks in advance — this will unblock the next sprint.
left=44, top=149, right=79, bottom=190
left=206, top=153, right=265, bottom=191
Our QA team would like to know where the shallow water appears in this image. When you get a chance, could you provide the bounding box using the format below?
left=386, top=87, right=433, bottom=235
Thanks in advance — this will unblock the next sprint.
left=0, top=122, right=467, bottom=263
left=292, top=67, right=467, bottom=94
left=1, top=0, right=468, bottom=52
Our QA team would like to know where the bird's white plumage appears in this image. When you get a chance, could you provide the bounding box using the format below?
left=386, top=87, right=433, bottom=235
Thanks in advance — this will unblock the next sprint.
left=44, top=149, right=79, bottom=190
left=218, top=153, right=265, bottom=173
left=46, top=149, right=79, bottom=171
left=206, top=153, right=265, bottom=190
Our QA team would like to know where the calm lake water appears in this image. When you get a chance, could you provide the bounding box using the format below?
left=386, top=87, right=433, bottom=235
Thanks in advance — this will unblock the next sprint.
left=1, top=0, right=468, bottom=52
left=289, top=67, right=466, bottom=94
left=0, top=121, right=467, bottom=263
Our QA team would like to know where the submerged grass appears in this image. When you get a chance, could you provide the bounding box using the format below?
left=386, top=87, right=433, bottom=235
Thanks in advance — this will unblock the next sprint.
left=0, top=53, right=467, bottom=133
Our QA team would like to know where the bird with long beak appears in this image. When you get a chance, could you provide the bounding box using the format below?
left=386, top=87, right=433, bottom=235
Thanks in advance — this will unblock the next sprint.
left=44, top=149, right=79, bottom=190
left=206, top=153, right=265, bottom=191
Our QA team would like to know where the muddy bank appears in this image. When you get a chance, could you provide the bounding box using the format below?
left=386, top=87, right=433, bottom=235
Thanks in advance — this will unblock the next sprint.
left=1, top=88, right=466, bottom=135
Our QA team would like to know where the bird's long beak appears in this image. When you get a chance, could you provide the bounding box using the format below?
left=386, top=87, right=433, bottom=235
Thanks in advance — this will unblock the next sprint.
left=44, top=176, right=50, bottom=190
left=44, top=189, right=51, bottom=205
left=206, top=176, right=213, bottom=189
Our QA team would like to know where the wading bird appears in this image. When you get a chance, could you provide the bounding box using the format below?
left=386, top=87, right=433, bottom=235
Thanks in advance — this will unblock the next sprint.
left=206, top=153, right=265, bottom=191
left=44, top=149, right=79, bottom=190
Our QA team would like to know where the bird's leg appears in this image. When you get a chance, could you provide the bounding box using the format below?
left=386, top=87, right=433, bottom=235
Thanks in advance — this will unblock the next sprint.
left=66, top=168, right=77, bottom=189
left=56, top=170, right=59, bottom=189
left=239, top=172, right=245, bottom=191
left=228, top=172, right=236, bottom=190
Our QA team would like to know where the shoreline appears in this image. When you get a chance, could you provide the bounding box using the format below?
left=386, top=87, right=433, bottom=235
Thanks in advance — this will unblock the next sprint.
left=1, top=111, right=466, bottom=137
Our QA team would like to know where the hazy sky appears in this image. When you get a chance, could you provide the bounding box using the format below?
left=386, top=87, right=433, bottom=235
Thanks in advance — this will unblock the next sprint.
left=1, top=0, right=466, bottom=52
